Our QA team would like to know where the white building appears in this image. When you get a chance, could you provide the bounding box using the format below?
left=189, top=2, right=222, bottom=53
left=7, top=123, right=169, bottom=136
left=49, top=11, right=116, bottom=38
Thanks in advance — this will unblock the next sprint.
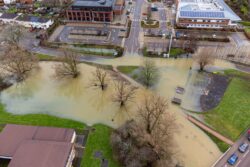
left=15, top=15, right=54, bottom=29
left=176, top=0, right=241, bottom=29
left=0, top=13, right=54, bottom=29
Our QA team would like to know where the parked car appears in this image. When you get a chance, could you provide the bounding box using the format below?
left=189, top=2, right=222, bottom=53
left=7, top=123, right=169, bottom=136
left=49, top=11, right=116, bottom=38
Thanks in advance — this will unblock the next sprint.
left=248, top=129, right=250, bottom=141
left=227, top=153, right=238, bottom=165
left=238, top=143, right=249, bottom=153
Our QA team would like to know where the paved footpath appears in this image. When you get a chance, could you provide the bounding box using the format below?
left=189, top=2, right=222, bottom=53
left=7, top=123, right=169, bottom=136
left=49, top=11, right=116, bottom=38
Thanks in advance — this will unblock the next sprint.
left=187, top=115, right=234, bottom=145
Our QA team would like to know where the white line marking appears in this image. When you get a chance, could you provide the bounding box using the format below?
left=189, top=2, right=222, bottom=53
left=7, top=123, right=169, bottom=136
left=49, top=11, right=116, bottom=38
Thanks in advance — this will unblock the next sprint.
left=235, top=159, right=241, bottom=167
left=243, top=149, right=249, bottom=158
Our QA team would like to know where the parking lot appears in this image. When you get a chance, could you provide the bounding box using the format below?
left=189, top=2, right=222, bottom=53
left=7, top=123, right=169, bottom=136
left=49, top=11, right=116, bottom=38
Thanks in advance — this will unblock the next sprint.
left=51, top=25, right=123, bottom=46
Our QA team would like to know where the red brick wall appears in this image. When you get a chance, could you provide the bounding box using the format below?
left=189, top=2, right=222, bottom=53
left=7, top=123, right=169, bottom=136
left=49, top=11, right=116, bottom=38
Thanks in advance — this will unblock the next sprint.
left=66, top=10, right=113, bottom=22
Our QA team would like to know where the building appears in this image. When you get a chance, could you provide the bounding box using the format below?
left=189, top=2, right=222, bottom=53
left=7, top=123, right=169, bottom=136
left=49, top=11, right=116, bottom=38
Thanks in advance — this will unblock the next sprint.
left=176, top=0, right=241, bottom=29
left=66, top=0, right=124, bottom=22
left=0, top=13, right=54, bottom=29
left=3, top=0, right=33, bottom=4
left=16, top=15, right=54, bottom=29
left=0, top=124, right=76, bottom=167
left=0, top=13, right=19, bottom=24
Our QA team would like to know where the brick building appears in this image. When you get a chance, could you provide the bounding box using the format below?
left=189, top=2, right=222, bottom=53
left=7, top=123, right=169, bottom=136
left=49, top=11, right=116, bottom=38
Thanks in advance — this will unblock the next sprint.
left=176, top=0, right=241, bottom=29
left=66, top=0, right=124, bottom=22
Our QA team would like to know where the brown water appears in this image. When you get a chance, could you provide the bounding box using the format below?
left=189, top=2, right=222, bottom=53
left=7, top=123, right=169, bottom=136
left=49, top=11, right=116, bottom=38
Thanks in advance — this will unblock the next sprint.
left=0, top=58, right=235, bottom=167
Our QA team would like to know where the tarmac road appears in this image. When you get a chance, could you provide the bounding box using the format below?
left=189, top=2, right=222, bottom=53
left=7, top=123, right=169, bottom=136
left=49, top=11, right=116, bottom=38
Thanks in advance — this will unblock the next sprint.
left=125, top=0, right=144, bottom=54
left=213, top=130, right=250, bottom=167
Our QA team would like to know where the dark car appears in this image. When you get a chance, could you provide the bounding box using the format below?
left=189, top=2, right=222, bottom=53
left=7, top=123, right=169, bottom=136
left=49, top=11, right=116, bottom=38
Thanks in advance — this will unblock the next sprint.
left=238, top=143, right=249, bottom=153
left=227, top=153, right=238, bottom=165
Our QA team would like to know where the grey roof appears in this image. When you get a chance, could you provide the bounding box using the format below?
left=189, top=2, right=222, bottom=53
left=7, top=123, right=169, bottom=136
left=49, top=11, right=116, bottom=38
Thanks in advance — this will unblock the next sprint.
left=16, top=15, right=50, bottom=23
left=72, top=0, right=115, bottom=8
left=216, top=0, right=241, bottom=21
left=180, top=11, right=225, bottom=18
left=0, top=13, right=18, bottom=19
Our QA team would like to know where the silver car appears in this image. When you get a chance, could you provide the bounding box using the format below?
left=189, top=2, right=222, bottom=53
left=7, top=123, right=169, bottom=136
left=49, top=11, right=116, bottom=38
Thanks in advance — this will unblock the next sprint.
left=238, top=143, right=249, bottom=153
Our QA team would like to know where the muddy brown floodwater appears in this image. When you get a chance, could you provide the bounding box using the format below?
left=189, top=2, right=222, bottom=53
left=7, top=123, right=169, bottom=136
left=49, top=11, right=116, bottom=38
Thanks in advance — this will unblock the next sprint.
left=0, top=57, right=235, bottom=167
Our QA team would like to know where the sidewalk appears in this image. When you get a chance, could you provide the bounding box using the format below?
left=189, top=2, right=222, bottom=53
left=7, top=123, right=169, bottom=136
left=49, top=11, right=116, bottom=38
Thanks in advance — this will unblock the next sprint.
left=187, top=115, right=234, bottom=145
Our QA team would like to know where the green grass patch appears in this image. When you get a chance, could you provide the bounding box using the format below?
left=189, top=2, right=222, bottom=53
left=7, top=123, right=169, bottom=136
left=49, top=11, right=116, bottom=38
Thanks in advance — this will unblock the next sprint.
left=35, top=53, right=55, bottom=61
left=170, top=48, right=186, bottom=57
left=204, top=70, right=250, bottom=140
left=0, top=159, right=9, bottom=167
left=240, top=21, right=250, bottom=26
left=81, top=124, right=120, bottom=167
left=0, top=103, right=85, bottom=133
left=141, top=20, right=160, bottom=28
left=117, top=66, right=139, bottom=75
left=244, top=27, right=250, bottom=39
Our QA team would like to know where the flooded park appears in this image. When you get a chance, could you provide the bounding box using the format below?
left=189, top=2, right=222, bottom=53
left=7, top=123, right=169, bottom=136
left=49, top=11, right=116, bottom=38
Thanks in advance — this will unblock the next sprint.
left=0, top=56, right=236, bottom=167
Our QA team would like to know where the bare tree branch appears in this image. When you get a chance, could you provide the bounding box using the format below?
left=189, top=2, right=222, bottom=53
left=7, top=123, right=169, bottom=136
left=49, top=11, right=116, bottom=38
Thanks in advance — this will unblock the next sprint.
left=193, top=47, right=216, bottom=71
left=3, top=24, right=24, bottom=47
left=112, top=80, right=137, bottom=108
left=0, top=47, right=38, bottom=82
left=54, top=49, right=80, bottom=79
left=139, top=59, right=159, bottom=88
left=90, top=66, right=109, bottom=90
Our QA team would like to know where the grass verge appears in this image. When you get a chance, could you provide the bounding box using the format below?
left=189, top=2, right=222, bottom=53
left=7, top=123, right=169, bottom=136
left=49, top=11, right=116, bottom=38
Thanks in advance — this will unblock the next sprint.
left=35, top=53, right=55, bottom=61
left=141, top=20, right=160, bottom=28
left=117, top=66, right=139, bottom=75
left=82, top=124, right=120, bottom=167
left=204, top=69, right=250, bottom=141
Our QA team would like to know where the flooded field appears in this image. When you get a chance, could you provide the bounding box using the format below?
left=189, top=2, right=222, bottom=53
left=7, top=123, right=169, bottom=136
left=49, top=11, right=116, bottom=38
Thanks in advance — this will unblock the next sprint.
left=0, top=57, right=235, bottom=167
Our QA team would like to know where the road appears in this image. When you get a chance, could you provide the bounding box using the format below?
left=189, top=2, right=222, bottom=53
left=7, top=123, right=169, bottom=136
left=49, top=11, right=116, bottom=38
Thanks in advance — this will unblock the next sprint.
left=157, top=3, right=168, bottom=34
left=125, top=0, right=144, bottom=54
left=213, top=130, right=250, bottom=167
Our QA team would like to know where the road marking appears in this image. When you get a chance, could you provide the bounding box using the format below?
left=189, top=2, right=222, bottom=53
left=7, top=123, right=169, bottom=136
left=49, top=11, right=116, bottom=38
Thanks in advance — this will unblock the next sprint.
left=235, top=159, right=241, bottom=167
left=243, top=149, right=249, bottom=158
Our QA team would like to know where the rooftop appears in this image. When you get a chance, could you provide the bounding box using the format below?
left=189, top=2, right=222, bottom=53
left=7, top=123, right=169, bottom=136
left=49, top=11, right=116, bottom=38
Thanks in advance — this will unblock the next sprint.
left=0, top=124, right=75, bottom=157
left=16, top=15, right=50, bottom=23
left=72, top=0, right=116, bottom=8
left=8, top=140, right=72, bottom=167
left=0, top=13, right=19, bottom=19
left=177, top=0, right=241, bottom=21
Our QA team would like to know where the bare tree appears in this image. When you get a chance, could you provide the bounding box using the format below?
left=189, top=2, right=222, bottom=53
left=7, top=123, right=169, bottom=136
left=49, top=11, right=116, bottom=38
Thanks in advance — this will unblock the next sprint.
left=112, top=80, right=137, bottom=107
left=54, top=50, right=80, bottom=78
left=138, top=94, right=168, bottom=134
left=111, top=120, right=159, bottom=167
left=111, top=111, right=177, bottom=167
left=137, top=94, right=177, bottom=164
left=3, top=24, right=24, bottom=47
left=193, top=47, right=216, bottom=71
left=139, top=59, right=158, bottom=88
left=91, top=66, right=109, bottom=90
left=0, top=47, right=38, bottom=82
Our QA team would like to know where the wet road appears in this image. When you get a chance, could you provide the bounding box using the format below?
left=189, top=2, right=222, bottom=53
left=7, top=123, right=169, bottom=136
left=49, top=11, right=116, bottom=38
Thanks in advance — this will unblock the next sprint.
left=125, top=0, right=144, bottom=54
left=213, top=130, right=250, bottom=167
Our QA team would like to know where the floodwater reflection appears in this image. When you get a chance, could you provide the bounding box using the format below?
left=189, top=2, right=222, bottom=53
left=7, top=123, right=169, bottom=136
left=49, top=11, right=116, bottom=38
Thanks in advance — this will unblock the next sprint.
left=0, top=58, right=236, bottom=167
